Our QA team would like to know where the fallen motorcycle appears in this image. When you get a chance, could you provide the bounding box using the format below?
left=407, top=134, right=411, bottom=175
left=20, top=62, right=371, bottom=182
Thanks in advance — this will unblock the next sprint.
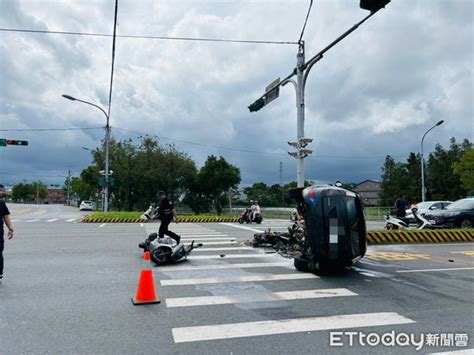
left=139, top=233, right=202, bottom=265
left=140, top=204, right=159, bottom=221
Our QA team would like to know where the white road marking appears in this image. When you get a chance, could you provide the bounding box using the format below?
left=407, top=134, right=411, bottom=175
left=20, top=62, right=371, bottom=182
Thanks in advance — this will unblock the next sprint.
left=140, top=223, right=144, bottom=227
left=11, top=219, right=20, bottom=222
left=159, top=261, right=292, bottom=272
left=397, top=267, right=474, bottom=273
left=172, top=312, right=415, bottom=343
left=179, top=234, right=229, bottom=237
left=166, top=288, right=357, bottom=307
left=181, top=237, right=235, bottom=242
left=192, top=241, right=237, bottom=246
left=25, top=219, right=40, bottom=223
left=194, top=247, right=253, bottom=252
left=190, top=253, right=275, bottom=260
left=99, top=223, right=106, bottom=228
left=220, top=222, right=263, bottom=233
left=46, top=218, right=59, bottom=222
left=66, top=218, right=76, bottom=222
left=161, top=273, right=318, bottom=286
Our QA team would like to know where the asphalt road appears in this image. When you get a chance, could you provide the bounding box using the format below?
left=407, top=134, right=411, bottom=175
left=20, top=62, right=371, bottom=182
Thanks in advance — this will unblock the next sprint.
left=1, top=207, right=473, bottom=354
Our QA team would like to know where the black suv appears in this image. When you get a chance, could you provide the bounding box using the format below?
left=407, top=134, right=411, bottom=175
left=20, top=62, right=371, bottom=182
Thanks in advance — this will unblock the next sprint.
left=423, top=198, right=474, bottom=228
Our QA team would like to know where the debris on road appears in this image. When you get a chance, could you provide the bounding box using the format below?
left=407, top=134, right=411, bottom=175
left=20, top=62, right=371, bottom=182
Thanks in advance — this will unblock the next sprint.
left=248, top=223, right=306, bottom=258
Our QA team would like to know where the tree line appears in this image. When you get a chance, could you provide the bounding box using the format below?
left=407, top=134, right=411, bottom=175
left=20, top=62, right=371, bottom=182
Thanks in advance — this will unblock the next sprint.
left=67, top=137, right=241, bottom=214
left=379, top=138, right=472, bottom=205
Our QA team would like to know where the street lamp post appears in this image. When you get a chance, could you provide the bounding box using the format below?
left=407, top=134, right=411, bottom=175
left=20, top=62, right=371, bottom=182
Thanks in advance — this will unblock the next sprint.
left=62, top=95, right=111, bottom=212
left=248, top=0, right=390, bottom=187
left=420, top=120, right=444, bottom=202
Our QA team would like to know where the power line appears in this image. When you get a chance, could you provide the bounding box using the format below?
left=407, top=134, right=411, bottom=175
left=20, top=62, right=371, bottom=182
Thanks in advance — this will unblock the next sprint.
left=298, top=0, right=313, bottom=44
left=0, top=127, right=103, bottom=132
left=112, top=126, right=407, bottom=159
left=0, top=27, right=298, bottom=45
left=107, top=0, right=118, bottom=121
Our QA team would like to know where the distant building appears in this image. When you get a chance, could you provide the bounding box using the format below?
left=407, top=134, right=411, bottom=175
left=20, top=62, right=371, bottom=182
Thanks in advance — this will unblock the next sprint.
left=46, top=188, right=66, bottom=204
left=354, top=179, right=381, bottom=206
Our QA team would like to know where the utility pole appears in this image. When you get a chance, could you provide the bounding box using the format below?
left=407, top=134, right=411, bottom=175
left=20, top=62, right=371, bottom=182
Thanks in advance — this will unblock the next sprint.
left=420, top=120, right=444, bottom=202
left=248, top=1, right=390, bottom=188
left=67, top=169, right=71, bottom=206
left=279, top=161, right=284, bottom=203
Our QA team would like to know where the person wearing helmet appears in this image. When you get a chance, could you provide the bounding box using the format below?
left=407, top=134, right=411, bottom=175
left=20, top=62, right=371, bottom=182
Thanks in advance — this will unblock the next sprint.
left=157, top=191, right=180, bottom=244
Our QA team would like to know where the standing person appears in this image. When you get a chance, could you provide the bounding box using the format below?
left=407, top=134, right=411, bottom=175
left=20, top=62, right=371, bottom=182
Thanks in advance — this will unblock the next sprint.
left=157, top=191, right=181, bottom=244
left=394, top=195, right=409, bottom=218
left=0, top=184, right=14, bottom=282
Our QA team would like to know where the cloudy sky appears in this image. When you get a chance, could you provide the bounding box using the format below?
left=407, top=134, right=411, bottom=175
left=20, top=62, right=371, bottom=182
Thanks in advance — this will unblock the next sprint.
left=0, top=0, right=472, bottom=187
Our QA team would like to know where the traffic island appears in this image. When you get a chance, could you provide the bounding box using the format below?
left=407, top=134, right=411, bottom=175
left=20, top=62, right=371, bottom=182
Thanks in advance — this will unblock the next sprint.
left=367, top=229, right=474, bottom=244
left=82, top=215, right=239, bottom=223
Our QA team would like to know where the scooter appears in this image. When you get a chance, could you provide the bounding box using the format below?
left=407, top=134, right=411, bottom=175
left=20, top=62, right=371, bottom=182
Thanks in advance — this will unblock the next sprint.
left=139, top=233, right=203, bottom=265
left=238, top=208, right=263, bottom=224
left=385, top=207, right=442, bottom=230
left=140, top=204, right=159, bottom=221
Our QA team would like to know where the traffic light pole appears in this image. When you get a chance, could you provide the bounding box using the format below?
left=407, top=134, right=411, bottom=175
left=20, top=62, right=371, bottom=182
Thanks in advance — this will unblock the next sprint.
left=248, top=4, right=387, bottom=188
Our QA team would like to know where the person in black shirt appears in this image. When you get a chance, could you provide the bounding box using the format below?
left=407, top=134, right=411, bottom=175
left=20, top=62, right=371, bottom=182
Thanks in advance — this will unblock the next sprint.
left=0, top=184, right=14, bottom=282
left=394, top=195, right=409, bottom=218
left=157, top=191, right=181, bottom=244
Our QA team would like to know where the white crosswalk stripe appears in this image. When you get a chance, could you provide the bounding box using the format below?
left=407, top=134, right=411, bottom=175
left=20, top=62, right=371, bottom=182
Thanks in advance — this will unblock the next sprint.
left=159, top=261, right=292, bottom=272
left=46, top=219, right=58, bottom=222
left=172, top=312, right=415, bottom=343
left=166, top=288, right=357, bottom=308
left=142, top=223, right=417, bottom=346
left=160, top=273, right=318, bottom=286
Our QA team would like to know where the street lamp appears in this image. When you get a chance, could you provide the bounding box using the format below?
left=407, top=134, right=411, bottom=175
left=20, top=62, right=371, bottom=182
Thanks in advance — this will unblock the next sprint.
left=62, top=94, right=111, bottom=212
left=248, top=1, right=390, bottom=187
left=420, top=120, right=444, bottom=202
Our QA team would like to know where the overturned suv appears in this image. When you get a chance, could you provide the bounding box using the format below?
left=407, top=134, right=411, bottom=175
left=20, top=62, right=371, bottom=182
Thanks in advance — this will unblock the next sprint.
left=289, top=185, right=367, bottom=272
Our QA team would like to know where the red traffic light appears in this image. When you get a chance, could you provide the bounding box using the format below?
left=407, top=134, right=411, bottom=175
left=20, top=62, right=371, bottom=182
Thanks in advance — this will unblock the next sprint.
left=6, top=139, right=29, bottom=146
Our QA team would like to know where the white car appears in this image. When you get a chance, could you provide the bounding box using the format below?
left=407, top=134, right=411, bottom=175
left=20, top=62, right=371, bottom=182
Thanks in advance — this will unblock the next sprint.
left=406, top=201, right=452, bottom=221
left=79, top=200, right=94, bottom=211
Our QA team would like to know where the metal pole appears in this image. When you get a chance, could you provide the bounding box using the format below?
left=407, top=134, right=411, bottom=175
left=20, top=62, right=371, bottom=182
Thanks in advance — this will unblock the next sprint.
left=296, top=44, right=305, bottom=188
left=67, top=169, right=71, bottom=206
left=420, top=139, right=425, bottom=202
left=104, top=124, right=110, bottom=212
left=420, top=120, right=444, bottom=202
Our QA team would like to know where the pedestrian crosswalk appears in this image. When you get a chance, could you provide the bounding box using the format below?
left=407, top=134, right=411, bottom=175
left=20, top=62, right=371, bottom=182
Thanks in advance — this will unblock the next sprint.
left=143, top=223, right=417, bottom=347
left=11, top=218, right=80, bottom=223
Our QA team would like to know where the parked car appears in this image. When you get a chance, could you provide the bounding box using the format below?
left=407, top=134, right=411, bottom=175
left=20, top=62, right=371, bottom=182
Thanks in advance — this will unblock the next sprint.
left=79, top=200, right=94, bottom=211
left=423, top=198, right=474, bottom=228
left=405, top=200, right=452, bottom=222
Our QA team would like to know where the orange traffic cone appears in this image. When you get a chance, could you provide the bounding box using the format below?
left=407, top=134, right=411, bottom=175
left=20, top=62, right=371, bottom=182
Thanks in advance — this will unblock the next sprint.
left=132, top=251, right=161, bottom=305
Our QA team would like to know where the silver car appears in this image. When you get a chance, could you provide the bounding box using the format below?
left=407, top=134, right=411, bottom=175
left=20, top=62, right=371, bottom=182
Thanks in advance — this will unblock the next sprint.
left=405, top=201, right=452, bottom=222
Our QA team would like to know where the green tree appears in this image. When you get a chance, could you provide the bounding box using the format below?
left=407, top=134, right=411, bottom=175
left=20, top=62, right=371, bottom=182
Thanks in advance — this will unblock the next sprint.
left=453, top=148, right=474, bottom=195
left=427, top=138, right=472, bottom=200
left=195, top=156, right=241, bottom=215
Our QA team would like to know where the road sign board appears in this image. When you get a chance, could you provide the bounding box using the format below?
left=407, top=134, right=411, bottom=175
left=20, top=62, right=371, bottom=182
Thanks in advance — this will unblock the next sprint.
left=265, top=78, right=280, bottom=105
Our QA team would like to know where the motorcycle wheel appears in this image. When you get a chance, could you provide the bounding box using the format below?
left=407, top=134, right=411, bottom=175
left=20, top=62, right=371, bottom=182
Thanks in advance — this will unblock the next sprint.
left=255, top=216, right=262, bottom=224
left=294, top=256, right=310, bottom=272
left=150, top=247, right=172, bottom=265
left=238, top=218, right=244, bottom=224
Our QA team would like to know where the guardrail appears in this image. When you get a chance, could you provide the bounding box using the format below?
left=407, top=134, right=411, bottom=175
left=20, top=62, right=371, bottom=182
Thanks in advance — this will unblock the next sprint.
left=367, top=229, right=474, bottom=244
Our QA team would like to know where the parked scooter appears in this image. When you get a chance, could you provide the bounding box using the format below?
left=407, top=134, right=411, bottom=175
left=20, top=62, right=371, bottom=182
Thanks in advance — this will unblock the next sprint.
left=238, top=208, right=263, bottom=224
left=139, top=233, right=203, bottom=265
left=385, top=207, right=442, bottom=230
left=140, top=204, right=159, bottom=221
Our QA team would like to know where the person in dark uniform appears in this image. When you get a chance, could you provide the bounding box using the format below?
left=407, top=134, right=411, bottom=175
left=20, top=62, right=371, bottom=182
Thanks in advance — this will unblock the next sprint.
left=0, top=184, right=14, bottom=282
left=394, top=195, right=409, bottom=218
left=157, top=191, right=181, bottom=244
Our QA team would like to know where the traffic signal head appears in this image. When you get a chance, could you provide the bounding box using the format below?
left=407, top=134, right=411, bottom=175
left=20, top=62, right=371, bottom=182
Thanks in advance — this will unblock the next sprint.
left=6, top=139, right=28, bottom=146
left=360, top=0, right=390, bottom=12
left=248, top=97, right=266, bottom=112
left=0, top=139, right=6, bottom=147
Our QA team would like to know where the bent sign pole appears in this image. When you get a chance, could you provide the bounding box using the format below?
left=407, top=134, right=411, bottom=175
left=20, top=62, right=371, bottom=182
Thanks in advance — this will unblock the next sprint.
left=248, top=0, right=391, bottom=188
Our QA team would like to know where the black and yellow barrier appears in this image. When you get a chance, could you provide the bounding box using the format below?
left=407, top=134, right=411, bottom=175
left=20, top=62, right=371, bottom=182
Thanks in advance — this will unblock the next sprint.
left=368, top=229, right=474, bottom=244
left=82, top=216, right=239, bottom=223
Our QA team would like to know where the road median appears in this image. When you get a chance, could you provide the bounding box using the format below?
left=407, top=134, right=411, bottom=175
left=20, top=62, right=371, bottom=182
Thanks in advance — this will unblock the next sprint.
left=82, top=215, right=239, bottom=223
left=367, top=229, right=474, bottom=244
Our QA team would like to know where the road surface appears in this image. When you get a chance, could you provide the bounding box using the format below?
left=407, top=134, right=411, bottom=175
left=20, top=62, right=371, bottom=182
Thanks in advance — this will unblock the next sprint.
left=0, top=218, right=472, bottom=354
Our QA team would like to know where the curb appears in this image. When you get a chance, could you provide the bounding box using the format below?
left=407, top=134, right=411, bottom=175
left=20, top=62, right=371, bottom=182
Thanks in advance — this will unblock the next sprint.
left=82, top=216, right=239, bottom=223
left=367, top=229, right=474, bottom=244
